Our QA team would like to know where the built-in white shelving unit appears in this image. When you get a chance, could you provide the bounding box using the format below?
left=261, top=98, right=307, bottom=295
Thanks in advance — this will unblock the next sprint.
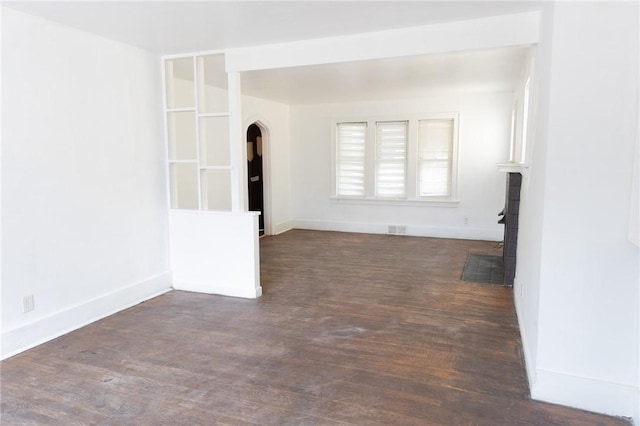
left=163, top=52, right=261, bottom=300
left=164, top=54, right=231, bottom=211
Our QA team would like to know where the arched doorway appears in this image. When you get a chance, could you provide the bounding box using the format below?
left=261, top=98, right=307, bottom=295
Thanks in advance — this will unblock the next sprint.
left=247, top=123, right=264, bottom=235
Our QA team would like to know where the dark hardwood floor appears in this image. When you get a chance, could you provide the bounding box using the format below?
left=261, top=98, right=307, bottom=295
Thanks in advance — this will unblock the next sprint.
left=1, top=230, right=629, bottom=425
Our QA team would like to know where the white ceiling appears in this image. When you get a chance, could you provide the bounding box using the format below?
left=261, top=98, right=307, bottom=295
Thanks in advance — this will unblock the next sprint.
left=169, top=46, right=532, bottom=104
left=240, top=46, right=532, bottom=104
left=4, top=1, right=541, bottom=54
left=5, top=1, right=538, bottom=104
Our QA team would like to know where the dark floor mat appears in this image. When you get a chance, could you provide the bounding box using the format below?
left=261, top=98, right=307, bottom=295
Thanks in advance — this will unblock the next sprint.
left=461, top=254, right=505, bottom=284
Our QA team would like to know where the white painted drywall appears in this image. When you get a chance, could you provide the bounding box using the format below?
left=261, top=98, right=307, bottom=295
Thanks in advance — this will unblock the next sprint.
left=516, top=2, right=639, bottom=418
left=511, top=49, right=536, bottom=164
left=512, top=1, right=555, bottom=391
left=241, top=94, right=292, bottom=235
left=163, top=67, right=264, bottom=299
left=170, top=210, right=261, bottom=298
left=289, top=93, right=512, bottom=240
left=226, top=12, right=540, bottom=72
left=1, top=8, right=171, bottom=359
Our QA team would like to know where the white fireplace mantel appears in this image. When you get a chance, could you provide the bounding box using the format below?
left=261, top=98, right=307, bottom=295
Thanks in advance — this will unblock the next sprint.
left=497, top=161, right=529, bottom=175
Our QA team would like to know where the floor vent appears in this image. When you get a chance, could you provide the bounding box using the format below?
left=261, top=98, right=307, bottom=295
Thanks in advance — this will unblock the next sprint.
left=388, top=225, right=407, bottom=235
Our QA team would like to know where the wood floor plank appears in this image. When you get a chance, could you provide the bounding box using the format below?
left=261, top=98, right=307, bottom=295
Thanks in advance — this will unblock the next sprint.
left=1, top=230, right=630, bottom=425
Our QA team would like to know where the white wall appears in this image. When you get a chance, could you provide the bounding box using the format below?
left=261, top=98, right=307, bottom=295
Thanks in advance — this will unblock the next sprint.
left=170, top=210, right=261, bottom=298
left=511, top=49, right=536, bottom=164
left=513, top=1, right=555, bottom=389
left=1, top=8, right=171, bottom=359
left=226, top=11, right=540, bottom=72
left=516, top=2, right=640, bottom=419
left=289, top=93, right=512, bottom=240
left=166, top=79, right=292, bottom=233
left=241, top=94, right=292, bottom=235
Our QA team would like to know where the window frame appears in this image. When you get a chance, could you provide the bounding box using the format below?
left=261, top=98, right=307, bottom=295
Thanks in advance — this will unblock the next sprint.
left=520, top=76, right=531, bottom=163
left=331, top=113, right=460, bottom=206
left=375, top=120, right=409, bottom=200
left=415, top=112, right=460, bottom=201
left=334, top=121, right=368, bottom=199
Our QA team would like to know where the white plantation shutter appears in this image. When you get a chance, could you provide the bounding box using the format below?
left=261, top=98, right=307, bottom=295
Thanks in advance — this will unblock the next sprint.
left=418, top=119, right=453, bottom=196
left=375, top=121, right=407, bottom=198
left=336, top=122, right=367, bottom=197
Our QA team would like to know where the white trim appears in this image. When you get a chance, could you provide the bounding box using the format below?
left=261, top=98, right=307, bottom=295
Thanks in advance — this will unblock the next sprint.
left=531, top=368, right=636, bottom=418
left=274, top=220, right=294, bottom=235
left=513, top=284, right=537, bottom=390
left=520, top=75, right=532, bottom=163
left=635, top=387, right=640, bottom=426
left=168, top=160, right=198, bottom=164
left=167, top=107, right=196, bottom=113
left=192, top=56, right=203, bottom=210
left=1, top=273, right=173, bottom=360
left=243, top=115, right=273, bottom=235
left=332, top=112, right=461, bottom=203
left=199, top=165, right=232, bottom=170
left=330, top=197, right=459, bottom=208
left=160, top=56, right=173, bottom=212
left=228, top=72, right=244, bottom=212
left=416, top=112, right=460, bottom=200
left=162, top=48, right=227, bottom=61
left=292, top=219, right=502, bottom=241
left=225, top=12, right=540, bottom=72
left=498, top=161, right=530, bottom=174
left=173, top=280, right=261, bottom=299
left=199, top=112, right=230, bottom=118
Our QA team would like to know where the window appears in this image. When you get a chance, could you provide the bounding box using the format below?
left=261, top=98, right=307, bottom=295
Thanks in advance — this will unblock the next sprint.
left=333, top=113, right=458, bottom=203
left=521, top=76, right=531, bottom=163
left=509, top=103, right=517, bottom=162
left=336, top=122, right=366, bottom=197
left=375, top=121, right=407, bottom=198
left=418, top=119, right=454, bottom=197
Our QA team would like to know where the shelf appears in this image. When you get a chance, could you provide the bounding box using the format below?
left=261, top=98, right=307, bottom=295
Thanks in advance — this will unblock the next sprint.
left=165, top=57, right=195, bottom=109
left=165, top=53, right=232, bottom=212
left=201, top=168, right=231, bottom=211
left=167, top=111, right=197, bottom=161
left=199, top=112, right=229, bottom=118
left=199, top=115, right=230, bottom=168
left=197, top=54, right=228, bottom=114
left=200, top=166, right=232, bottom=170
left=169, top=162, right=199, bottom=210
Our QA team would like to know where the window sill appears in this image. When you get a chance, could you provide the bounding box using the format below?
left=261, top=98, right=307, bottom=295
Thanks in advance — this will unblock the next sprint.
left=330, top=197, right=459, bottom=208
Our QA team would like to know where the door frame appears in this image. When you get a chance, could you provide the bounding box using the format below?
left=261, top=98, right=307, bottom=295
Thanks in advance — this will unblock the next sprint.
left=244, top=116, right=272, bottom=236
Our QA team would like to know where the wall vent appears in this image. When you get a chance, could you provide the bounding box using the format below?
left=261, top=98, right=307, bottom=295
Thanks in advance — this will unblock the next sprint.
left=387, top=225, right=407, bottom=235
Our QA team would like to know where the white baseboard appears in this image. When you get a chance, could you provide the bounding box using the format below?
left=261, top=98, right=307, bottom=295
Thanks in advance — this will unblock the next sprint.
left=173, top=280, right=262, bottom=299
left=1, top=272, right=172, bottom=360
left=531, top=368, right=636, bottom=418
left=513, top=286, right=636, bottom=421
left=273, top=220, right=293, bottom=235
left=291, top=219, right=502, bottom=241
left=513, top=291, right=537, bottom=389
left=634, top=388, right=639, bottom=426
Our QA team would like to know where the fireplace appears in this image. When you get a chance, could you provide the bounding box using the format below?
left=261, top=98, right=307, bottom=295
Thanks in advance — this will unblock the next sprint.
left=498, top=172, right=522, bottom=286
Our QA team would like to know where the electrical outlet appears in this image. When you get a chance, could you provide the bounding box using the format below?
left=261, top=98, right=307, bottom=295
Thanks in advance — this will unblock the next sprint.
left=463, top=217, right=469, bottom=226
left=23, top=295, right=35, bottom=313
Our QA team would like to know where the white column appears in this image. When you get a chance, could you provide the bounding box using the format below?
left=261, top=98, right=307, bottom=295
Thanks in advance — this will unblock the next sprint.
left=227, top=71, right=247, bottom=212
